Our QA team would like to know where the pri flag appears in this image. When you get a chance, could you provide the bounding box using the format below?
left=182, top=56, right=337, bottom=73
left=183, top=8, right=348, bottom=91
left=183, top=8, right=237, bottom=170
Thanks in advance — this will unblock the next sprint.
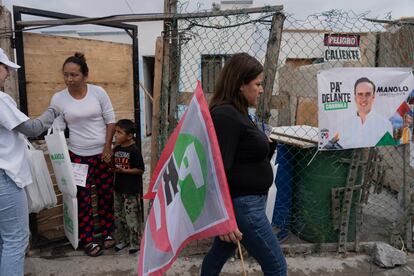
left=138, top=82, right=237, bottom=276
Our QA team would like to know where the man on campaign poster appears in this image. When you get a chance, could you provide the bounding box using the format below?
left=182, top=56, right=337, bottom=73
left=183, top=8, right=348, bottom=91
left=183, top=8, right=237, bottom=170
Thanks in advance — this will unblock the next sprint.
left=318, top=68, right=414, bottom=150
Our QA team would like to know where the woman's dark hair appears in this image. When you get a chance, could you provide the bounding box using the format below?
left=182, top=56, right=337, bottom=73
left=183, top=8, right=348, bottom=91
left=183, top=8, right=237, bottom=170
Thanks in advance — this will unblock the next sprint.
left=209, top=52, right=263, bottom=115
left=62, top=52, right=89, bottom=76
left=116, top=119, right=136, bottom=136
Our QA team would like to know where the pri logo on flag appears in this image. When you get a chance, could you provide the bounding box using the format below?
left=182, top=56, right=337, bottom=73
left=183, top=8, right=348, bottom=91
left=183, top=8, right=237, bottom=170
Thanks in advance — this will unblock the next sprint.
left=138, top=82, right=237, bottom=276
left=175, top=134, right=207, bottom=223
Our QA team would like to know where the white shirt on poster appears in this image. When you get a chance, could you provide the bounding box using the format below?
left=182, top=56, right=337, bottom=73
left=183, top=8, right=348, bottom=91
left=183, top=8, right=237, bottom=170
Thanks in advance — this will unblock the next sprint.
left=0, top=91, right=32, bottom=188
left=334, top=111, right=393, bottom=149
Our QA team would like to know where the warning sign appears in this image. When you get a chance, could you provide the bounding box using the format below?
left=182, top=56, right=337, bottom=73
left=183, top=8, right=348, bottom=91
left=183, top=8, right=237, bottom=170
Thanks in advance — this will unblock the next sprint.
left=324, top=33, right=361, bottom=61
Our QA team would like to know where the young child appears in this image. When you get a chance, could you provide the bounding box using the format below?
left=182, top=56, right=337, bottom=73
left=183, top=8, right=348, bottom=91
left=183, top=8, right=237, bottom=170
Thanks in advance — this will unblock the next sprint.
left=112, top=119, right=145, bottom=254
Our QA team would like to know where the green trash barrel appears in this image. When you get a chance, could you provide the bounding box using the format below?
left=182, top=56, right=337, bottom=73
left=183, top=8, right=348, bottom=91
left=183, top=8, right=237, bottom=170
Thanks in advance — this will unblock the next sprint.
left=291, top=148, right=361, bottom=243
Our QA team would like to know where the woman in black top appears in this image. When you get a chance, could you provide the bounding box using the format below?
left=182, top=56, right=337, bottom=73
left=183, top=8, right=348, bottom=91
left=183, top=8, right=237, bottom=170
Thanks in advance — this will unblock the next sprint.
left=200, top=53, right=287, bottom=276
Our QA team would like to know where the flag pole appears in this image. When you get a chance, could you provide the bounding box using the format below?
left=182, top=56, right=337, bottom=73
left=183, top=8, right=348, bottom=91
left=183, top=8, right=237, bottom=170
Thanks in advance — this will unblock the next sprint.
left=237, top=241, right=247, bottom=276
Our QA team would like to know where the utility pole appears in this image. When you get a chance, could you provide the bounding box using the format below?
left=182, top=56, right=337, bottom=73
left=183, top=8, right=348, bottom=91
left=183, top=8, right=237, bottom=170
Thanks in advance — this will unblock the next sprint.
left=158, top=0, right=178, bottom=150
left=257, top=12, right=285, bottom=123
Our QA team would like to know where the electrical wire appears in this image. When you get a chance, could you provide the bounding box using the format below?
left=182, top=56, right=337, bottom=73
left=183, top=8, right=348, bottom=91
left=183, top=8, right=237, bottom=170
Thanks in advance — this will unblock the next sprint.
left=182, top=13, right=273, bottom=30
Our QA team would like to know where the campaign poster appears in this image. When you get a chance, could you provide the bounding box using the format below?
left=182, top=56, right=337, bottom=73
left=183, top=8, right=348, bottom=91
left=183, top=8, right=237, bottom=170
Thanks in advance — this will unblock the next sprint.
left=318, top=67, right=414, bottom=150
left=324, top=33, right=361, bottom=61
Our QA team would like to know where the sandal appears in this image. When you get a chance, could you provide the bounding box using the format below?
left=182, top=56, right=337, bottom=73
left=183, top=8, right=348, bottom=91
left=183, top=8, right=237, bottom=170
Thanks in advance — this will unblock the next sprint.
left=84, top=243, right=103, bottom=257
left=104, top=236, right=116, bottom=249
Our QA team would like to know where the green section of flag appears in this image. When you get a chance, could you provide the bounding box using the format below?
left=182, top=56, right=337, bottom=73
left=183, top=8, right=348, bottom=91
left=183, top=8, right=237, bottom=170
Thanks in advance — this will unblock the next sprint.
left=376, top=132, right=399, bottom=146
left=324, top=102, right=348, bottom=111
left=173, top=134, right=207, bottom=223
left=179, top=174, right=206, bottom=223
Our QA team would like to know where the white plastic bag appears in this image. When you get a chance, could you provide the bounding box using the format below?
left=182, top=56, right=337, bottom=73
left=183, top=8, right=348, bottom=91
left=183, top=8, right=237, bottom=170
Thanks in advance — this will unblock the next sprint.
left=24, top=140, right=57, bottom=213
left=266, top=150, right=278, bottom=223
left=45, top=127, right=77, bottom=197
left=62, top=194, right=79, bottom=249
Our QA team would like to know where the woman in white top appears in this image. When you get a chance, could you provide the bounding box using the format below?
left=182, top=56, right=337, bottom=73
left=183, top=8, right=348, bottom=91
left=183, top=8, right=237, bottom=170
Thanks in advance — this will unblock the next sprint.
left=51, top=53, right=116, bottom=257
left=0, top=48, right=59, bottom=276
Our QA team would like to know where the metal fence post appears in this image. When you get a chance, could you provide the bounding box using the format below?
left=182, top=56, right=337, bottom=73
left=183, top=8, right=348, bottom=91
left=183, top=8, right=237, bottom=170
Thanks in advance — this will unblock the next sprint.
left=168, top=15, right=180, bottom=134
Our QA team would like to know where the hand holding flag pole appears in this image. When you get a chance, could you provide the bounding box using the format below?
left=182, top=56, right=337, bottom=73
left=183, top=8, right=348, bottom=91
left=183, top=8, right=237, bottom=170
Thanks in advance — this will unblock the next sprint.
left=219, top=229, right=246, bottom=275
left=218, top=228, right=242, bottom=243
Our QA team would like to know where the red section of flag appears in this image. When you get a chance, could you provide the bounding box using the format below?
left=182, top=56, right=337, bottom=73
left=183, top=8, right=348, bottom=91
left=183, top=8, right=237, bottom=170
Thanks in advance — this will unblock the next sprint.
left=397, top=101, right=410, bottom=117
left=148, top=186, right=172, bottom=252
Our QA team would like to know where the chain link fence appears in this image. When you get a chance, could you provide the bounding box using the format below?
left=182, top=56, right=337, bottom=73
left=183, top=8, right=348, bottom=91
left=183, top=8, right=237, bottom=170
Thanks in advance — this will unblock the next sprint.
left=157, top=3, right=414, bottom=253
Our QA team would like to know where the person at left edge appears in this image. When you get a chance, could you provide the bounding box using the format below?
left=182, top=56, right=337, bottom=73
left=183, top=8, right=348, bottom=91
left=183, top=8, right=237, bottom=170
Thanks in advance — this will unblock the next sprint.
left=0, top=48, right=60, bottom=276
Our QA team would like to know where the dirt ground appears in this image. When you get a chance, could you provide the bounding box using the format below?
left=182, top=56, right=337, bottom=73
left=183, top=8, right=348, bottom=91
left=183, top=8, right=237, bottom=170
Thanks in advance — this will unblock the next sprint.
left=24, top=242, right=414, bottom=276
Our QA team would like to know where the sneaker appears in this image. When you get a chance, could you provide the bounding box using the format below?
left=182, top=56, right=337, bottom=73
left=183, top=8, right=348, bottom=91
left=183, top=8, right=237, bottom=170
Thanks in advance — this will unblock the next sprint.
left=114, top=242, right=129, bottom=252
